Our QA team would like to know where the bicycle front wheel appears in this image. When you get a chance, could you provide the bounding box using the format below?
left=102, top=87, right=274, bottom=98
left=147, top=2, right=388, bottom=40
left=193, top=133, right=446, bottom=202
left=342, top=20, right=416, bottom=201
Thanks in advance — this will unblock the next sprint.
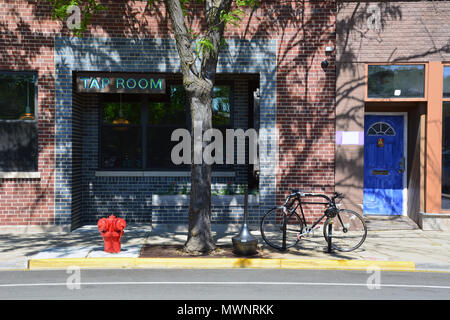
left=323, top=209, right=367, bottom=252
left=260, top=206, right=303, bottom=251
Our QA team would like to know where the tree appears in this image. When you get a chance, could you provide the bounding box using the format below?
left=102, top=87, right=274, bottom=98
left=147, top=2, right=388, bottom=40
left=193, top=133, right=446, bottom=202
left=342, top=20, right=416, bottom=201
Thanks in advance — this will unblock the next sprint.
left=46, top=0, right=258, bottom=253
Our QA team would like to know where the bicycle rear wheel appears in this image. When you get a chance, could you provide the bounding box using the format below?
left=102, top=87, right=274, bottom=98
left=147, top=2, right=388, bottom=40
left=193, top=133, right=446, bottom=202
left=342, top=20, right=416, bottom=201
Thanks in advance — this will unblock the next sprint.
left=323, top=209, right=367, bottom=252
left=260, top=206, right=303, bottom=251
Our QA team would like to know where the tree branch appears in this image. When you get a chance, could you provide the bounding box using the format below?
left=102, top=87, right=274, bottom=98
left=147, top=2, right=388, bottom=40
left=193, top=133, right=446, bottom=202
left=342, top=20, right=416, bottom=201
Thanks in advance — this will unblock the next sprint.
left=201, top=0, right=232, bottom=80
left=165, top=0, right=199, bottom=78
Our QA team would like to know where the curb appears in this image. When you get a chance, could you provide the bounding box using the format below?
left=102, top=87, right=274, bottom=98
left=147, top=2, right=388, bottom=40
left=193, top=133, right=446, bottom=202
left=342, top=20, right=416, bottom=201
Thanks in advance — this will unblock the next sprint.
left=27, top=257, right=416, bottom=272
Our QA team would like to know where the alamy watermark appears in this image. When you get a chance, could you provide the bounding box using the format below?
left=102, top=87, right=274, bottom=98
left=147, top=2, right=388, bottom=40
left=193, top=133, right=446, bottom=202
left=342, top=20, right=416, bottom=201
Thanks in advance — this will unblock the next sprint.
left=366, top=265, right=381, bottom=290
left=66, top=266, right=81, bottom=290
left=171, top=121, right=275, bottom=166
left=366, top=4, right=381, bottom=31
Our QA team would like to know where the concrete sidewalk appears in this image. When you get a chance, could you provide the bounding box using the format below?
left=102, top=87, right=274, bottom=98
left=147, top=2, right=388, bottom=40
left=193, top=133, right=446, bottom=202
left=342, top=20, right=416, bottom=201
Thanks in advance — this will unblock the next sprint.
left=0, top=218, right=449, bottom=272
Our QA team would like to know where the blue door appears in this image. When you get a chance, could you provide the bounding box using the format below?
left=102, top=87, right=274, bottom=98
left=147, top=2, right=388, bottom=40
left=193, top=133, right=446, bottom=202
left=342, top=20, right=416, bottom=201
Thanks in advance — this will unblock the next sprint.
left=364, top=115, right=405, bottom=215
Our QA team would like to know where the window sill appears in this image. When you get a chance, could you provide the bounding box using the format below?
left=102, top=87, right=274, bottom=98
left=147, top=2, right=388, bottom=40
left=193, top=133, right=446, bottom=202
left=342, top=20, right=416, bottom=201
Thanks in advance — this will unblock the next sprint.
left=0, top=172, right=41, bottom=179
left=152, top=194, right=259, bottom=206
left=95, top=171, right=236, bottom=178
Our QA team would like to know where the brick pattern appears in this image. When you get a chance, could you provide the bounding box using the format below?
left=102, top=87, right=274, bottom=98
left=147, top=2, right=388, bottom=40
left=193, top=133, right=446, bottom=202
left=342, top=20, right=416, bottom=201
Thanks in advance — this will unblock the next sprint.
left=274, top=1, right=336, bottom=219
left=0, top=0, right=336, bottom=227
left=79, top=75, right=256, bottom=224
left=337, top=1, right=450, bottom=63
left=0, top=1, right=57, bottom=226
left=336, top=1, right=450, bottom=212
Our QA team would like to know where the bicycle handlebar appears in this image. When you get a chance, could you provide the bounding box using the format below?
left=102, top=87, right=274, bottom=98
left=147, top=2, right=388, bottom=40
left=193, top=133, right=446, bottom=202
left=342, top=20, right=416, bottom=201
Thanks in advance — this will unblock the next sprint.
left=285, top=189, right=344, bottom=206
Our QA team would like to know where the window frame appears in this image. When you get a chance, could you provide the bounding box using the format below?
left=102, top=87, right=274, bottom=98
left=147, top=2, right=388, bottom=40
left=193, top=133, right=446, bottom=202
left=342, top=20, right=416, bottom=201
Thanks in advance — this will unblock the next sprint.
left=442, top=64, right=450, bottom=211
left=98, top=81, right=234, bottom=171
left=145, top=81, right=189, bottom=170
left=0, top=70, right=39, bottom=173
left=0, top=70, right=38, bottom=122
left=365, top=63, right=428, bottom=102
left=99, top=94, right=144, bottom=170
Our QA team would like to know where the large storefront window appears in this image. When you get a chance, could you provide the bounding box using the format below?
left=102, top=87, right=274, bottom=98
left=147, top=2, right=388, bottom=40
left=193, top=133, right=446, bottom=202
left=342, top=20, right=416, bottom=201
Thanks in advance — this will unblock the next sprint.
left=147, top=85, right=187, bottom=168
left=443, top=102, right=450, bottom=209
left=100, top=84, right=232, bottom=170
left=0, top=72, right=38, bottom=172
left=101, top=95, right=142, bottom=169
left=367, top=64, right=425, bottom=98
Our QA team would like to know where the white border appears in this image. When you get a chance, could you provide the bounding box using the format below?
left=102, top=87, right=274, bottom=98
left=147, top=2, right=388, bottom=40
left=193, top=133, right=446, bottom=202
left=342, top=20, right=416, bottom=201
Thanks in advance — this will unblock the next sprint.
left=364, top=112, right=408, bottom=216
left=0, top=172, right=41, bottom=179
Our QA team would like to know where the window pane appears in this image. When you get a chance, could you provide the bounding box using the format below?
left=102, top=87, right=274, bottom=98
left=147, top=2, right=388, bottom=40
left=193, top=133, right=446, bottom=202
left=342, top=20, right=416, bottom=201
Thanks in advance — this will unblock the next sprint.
left=147, top=127, right=187, bottom=168
left=103, top=102, right=141, bottom=125
left=367, top=65, right=425, bottom=98
left=148, top=86, right=186, bottom=125
left=168, top=85, right=186, bottom=124
left=0, top=73, right=36, bottom=120
left=443, top=102, right=450, bottom=209
left=0, top=122, right=37, bottom=171
left=444, top=67, right=450, bottom=98
left=101, top=126, right=142, bottom=169
left=213, top=86, right=231, bottom=125
left=148, top=102, right=175, bottom=124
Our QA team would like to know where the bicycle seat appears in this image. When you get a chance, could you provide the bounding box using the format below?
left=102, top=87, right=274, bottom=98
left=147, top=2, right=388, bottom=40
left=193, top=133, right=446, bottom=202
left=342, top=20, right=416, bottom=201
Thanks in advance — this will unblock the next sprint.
left=334, top=192, right=344, bottom=199
left=291, top=189, right=305, bottom=194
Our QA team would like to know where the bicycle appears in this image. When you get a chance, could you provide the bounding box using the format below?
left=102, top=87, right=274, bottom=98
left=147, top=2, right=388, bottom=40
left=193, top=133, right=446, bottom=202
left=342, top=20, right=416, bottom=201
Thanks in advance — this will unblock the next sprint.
left=260, top=190, right=367, bottom=252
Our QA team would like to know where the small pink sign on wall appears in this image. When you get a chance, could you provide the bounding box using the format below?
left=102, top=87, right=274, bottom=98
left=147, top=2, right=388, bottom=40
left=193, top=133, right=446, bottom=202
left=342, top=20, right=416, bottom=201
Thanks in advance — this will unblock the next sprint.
left=336, top=131, right=364, bottom=145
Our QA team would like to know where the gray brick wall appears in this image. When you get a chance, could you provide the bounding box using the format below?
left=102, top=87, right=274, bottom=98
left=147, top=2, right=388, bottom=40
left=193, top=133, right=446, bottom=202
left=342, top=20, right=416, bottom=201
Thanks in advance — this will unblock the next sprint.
left=78, top=74, right=260, bottom=224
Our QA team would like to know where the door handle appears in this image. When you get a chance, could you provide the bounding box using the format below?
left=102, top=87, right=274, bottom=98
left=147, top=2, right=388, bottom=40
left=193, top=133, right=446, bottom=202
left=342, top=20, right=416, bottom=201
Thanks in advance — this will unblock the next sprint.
left=398, top=156, right=405, bottom=173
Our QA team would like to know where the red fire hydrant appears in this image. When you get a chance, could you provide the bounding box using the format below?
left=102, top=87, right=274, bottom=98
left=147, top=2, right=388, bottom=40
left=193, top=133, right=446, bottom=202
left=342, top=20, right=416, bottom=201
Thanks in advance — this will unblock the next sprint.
left=97, top=214, right=126, bottom=253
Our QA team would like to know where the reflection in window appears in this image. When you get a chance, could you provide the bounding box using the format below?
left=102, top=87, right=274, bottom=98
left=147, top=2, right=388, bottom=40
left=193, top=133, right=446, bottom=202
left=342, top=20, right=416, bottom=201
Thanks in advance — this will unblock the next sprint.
left=148, top=85, right=185, bottom=125
left=443, top=67, right=450, bottom=98
left=99, top=84, right=232, bottom=170
left=101, top=101, right=142, bottom=169
left=0, top=72, right=38, bottom=172
left=103, top=102, right=141, bottom=125
left=443, top=102, right=450, bottom=209
left=0, top=72, right=36, bottom=120
left=147, top=85, right=187, bottom=169
left=213, top=86, right=231, bottom=126
left=367, top=122, right=396, bottom=136
left=367, top=65, right=425, bottom=98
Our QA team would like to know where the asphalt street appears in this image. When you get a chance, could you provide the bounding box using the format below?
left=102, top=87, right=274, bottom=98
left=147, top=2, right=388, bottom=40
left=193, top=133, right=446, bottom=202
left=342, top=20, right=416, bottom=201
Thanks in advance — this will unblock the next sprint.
left=0, top=269, right=448, bottom=300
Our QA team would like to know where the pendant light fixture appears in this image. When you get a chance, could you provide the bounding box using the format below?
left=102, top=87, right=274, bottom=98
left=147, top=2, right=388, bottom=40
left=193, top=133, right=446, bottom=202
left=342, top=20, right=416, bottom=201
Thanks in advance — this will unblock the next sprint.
left=20, top=77, right=35, bottom=120
left=112, top=93, right=129, bottom=126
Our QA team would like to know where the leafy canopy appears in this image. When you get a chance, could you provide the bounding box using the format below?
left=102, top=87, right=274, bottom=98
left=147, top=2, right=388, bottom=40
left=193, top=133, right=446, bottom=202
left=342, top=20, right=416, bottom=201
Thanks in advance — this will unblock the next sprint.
left=46, top=0, right=259, bottom=44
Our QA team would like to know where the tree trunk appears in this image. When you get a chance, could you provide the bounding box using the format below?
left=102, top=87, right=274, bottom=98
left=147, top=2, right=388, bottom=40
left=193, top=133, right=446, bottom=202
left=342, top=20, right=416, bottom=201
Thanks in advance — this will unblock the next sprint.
left=184, top=78, right=215, bottom=253
left=165, top=0, right=232, bottom=254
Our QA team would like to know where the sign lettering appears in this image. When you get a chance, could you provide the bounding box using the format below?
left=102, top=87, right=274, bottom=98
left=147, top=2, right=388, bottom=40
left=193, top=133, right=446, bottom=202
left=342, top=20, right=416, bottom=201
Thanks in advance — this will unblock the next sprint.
left=76, top=73, right=165, bottom=94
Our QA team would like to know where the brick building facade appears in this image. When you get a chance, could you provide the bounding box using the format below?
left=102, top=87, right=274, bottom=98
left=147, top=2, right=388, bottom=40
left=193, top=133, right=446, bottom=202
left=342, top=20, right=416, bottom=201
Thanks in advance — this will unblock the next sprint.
left=0, top=1, right=448, bottom=232
left=0, top=0, right=335, bottom=231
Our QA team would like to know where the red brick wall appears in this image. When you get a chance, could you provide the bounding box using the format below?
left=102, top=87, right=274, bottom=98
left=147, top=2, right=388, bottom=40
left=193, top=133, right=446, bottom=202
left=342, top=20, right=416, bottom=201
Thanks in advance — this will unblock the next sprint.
left=0, top=1, right=58, bottom=226
left=271, top=1, right=336, bottom=221
left=0, top=0, right=336, bottom=226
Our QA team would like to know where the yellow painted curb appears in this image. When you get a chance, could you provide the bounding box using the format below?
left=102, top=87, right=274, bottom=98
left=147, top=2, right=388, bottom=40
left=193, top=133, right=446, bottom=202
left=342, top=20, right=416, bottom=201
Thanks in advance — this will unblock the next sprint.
left=28, top=257, right=416, bottom=271
left=280, top=259, right=416, bottom=271
left=28, top=258, right=137, bottom=269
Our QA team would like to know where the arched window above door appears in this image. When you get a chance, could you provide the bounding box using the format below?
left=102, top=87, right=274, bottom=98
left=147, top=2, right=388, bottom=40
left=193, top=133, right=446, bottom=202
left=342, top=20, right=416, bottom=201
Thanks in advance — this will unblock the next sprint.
left=367, top=122, right=396, bottom=136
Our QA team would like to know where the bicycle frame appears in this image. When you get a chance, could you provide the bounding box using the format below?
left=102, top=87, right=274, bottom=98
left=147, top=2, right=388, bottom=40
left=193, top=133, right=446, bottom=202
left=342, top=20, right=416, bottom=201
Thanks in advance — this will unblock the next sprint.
left=286, top=193, right=336, bottom=237
left=260, top=190, right=362, bottom=253
left=292, top=197, right=330, bottom=237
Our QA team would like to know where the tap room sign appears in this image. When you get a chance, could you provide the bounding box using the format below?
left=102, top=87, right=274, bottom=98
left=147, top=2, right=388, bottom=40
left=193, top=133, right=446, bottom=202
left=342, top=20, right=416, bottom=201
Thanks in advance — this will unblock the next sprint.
left=76, top=73, right=166, bottom=94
